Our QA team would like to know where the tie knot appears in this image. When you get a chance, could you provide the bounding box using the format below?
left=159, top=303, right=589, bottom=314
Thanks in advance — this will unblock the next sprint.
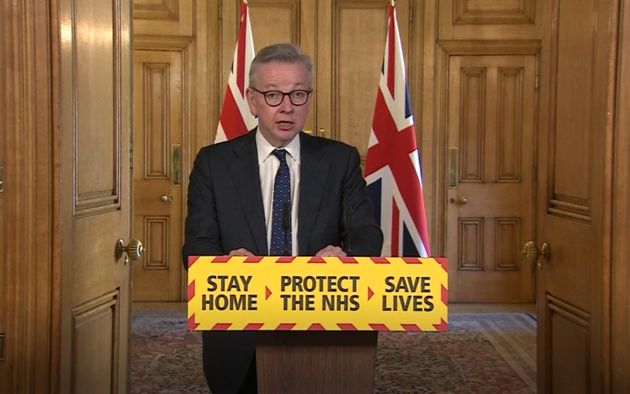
left=272, top=149, right=288, bottom=163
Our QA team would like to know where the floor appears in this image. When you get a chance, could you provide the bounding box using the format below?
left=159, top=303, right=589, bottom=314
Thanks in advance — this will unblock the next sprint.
left=133, top=301, right=537, bottom=314
left=130, top=302, right=537, bottom=393
left=449, top=303, right=536, bottom=313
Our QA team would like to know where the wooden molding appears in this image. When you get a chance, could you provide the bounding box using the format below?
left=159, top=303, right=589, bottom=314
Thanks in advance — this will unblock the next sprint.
left=453, top=0, right=536, bottom=25
left=134, top=34, right=194, bottom=50
left=134, top=0, right=179, bottom=21
left=611, top=0, right=630, bottom=390
left=439, top=0, right=543, bottom=40
left=132, top=0, right=193, bottom=36
left=1, top=0, right=56, bottom=392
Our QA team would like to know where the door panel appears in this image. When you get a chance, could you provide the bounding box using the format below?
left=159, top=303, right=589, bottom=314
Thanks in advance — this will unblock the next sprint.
left=132, top=50, right=184, bottom=301
left=133, top=0, right=194, bottom=36
left=536, top=0, right=614, bottom=391
left=72, top=293, right=121, bottom=393
left=447, top=54, right=536, bottom=302
left=438, top=0, right=543, bottom=40
left=317, top=0, right=411, bottom=152
left=247, top=1, right=301, bottom=47
left=58, top=0, right=133, bottom=391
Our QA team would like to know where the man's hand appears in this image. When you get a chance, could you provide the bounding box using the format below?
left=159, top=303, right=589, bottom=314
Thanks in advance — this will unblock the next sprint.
left=228, top=248, right=255, bottom=256
left=315, top=245, right=347, bottom=257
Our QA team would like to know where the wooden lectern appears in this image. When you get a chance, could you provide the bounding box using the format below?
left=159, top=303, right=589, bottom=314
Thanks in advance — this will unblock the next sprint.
left=188, top=256, right=447, bottom=392
left=255, top=331, right=378, bottom=393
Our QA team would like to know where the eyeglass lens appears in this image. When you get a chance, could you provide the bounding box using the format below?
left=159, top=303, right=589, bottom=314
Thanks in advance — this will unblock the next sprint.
left=255, top=89, right=311, bottom=106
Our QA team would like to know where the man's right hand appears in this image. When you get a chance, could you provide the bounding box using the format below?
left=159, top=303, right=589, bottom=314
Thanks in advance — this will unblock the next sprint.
left=228, top=248, right=255, bottom=256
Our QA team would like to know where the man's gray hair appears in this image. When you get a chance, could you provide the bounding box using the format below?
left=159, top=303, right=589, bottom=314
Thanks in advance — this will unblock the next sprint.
left=249, top=43, right=313, bottom=87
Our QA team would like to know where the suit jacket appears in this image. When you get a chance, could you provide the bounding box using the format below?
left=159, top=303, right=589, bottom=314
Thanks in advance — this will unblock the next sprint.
left=182, top=130, right=383, bottom=393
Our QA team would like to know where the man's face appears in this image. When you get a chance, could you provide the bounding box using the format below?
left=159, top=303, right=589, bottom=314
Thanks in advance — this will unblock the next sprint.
left=246, top=61, right=311, bottom=147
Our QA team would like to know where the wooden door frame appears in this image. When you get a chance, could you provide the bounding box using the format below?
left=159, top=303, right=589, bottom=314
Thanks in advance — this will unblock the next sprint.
left=434, top=40, right=541, bottom=259
left=1, top=0, right=58, bottom=391
left=132, top=1, right=218, bottom=302
left=132, top=36, right=194, bottom=301
left=612, top=0, right=630, bottom=390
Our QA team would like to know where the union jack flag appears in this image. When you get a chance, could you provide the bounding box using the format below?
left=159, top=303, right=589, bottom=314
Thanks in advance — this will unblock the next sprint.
left=365, top=3, right=430, bottom=257
left=215, top=0, right=257, bottom=143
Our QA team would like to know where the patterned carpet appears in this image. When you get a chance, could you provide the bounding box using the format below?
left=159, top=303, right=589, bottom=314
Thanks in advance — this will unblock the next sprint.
left=130, top=308, right=536, bottom=393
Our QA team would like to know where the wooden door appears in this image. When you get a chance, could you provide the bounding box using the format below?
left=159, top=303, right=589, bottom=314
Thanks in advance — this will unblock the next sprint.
left=57, top=0, right=135, bottom=392
left=132, top=49, right=184, bottom=301
left=446, top=54, right=537, bottom=302
left=536, top=0, right=616, bottom=391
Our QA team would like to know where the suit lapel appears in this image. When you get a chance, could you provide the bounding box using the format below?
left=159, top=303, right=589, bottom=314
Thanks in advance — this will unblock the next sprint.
left=229, top=132, right=268, bottom=255
left=298, top=133, right=329, bottom=254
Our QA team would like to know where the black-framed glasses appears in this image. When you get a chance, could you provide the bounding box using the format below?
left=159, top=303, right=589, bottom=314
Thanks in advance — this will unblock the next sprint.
left=250, top=87, right=312, bottom=107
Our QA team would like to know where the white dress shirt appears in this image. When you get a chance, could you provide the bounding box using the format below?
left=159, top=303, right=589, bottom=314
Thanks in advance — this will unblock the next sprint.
left=256, top=131, right=300, bottom=255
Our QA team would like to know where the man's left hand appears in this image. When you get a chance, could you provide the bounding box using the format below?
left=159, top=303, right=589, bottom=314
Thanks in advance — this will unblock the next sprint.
left=315, top=245, right=347, bottom=257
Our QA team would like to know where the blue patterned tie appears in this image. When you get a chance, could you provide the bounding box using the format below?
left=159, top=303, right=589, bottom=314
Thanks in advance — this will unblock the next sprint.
left=270, top=149, right=292, bottom=255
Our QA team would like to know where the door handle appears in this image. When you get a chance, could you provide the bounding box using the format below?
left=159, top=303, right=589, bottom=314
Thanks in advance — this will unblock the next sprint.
left=449, top=196, right=469, bottom=205
left=115, top=239, right=145, bottom=264
left=172, top=144, right=181, bottom=186
left=522, top=240, right=551, bottom=269
left=448, top=147, right=458, bottom=187
left=160, top=194, right=173, bottom=203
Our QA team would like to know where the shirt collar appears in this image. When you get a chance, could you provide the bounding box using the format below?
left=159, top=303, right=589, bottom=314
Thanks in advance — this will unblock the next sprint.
left=256, top=130, right=301, bottom=165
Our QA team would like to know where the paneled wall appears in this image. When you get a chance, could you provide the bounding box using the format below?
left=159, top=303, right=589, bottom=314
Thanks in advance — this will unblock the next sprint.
left=3, top=1, right=630, bottom=392
left=132, top=0, right=545, bottom=304
left=131, top=0, right=419, bottom=300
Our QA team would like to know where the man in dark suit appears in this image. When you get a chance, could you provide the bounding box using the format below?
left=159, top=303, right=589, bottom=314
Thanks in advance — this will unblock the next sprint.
left=182, top=43, right=383, bottom=394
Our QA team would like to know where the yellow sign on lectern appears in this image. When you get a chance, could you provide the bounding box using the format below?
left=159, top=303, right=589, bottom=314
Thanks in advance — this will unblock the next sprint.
left=187, top=256, right=448, bottom=331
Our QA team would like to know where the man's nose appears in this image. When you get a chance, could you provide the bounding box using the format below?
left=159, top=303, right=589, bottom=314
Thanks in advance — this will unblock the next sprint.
left=278, top=94, right=294, bottom=112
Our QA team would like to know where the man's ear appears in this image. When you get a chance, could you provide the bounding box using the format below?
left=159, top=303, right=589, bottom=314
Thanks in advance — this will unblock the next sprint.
left=245, top=88, right=257, bottom=116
